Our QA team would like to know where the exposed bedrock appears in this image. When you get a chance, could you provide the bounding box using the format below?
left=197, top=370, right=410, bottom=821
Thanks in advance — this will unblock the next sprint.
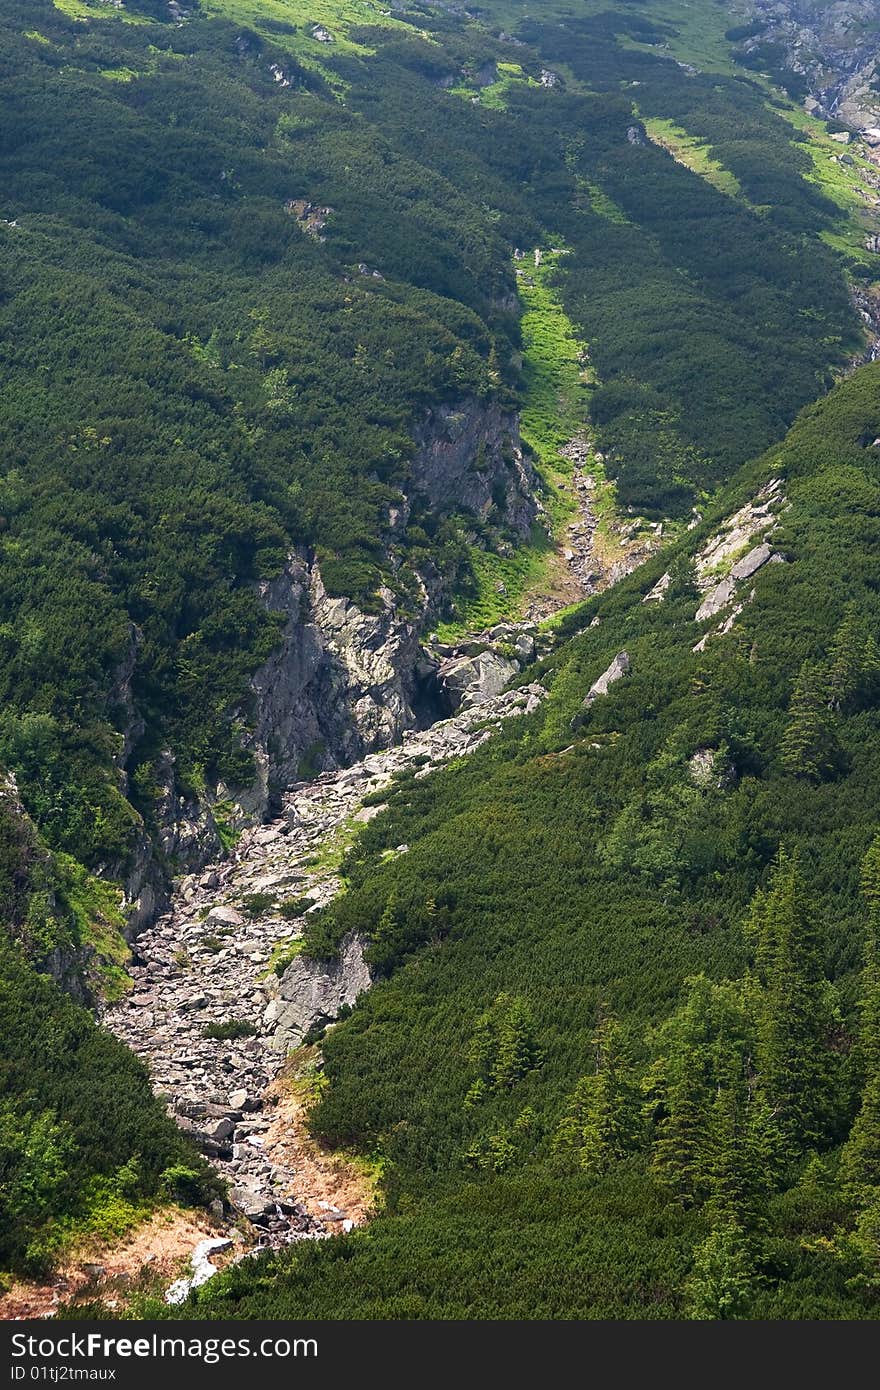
left=118, top=396, right=543, bottom=932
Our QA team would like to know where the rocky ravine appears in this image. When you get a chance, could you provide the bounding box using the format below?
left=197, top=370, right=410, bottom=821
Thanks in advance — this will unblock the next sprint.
left=104, top=676, right=547, bottom=1255
left=119, top=394, right=541, bottom=935
left=100, top=397, right=619, bottom=1290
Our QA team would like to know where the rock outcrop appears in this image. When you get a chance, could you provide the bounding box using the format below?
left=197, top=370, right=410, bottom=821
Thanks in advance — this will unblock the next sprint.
left=584, top=650, right=630, bottom=706
left=111, top=396, right=542, bottom=934
left=269, top=932, right=371, bottom=1055
left=242, top=555, right=435, bottom=810
left=743, top=1, right=880, bottom=128
left=408, top=398, right=538, bottom=538
left=437, top=650, right=520, bottom=710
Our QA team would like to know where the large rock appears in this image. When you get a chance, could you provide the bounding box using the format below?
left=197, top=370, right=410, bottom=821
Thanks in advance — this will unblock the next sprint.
left=730, top=542, right=772, bottom=581
left=583, top=651, right=630, bottom=706
left=440, top=651, right=519, bottom=711
left=270, top=931, right=371, bottom=1054
left=696, top=577, right=736, bottom=623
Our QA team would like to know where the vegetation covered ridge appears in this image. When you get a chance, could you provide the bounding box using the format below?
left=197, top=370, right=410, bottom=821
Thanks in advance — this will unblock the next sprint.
left=165, top=360, right=880, bottom=1319
left=2, top=0, right=880, bottom=1301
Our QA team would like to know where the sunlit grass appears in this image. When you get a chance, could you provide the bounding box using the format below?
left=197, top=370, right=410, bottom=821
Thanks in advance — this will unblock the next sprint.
left=642, top=117, right=744, bottom=200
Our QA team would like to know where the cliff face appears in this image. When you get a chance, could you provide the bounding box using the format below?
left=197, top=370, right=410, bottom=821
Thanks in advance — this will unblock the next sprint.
left=241, top=397, right=539, bottom=809
left=118, top=396, right=541, bottom=933
left=744, top=1, right=880, bottom=126
left=408, top=397, right=538, bottom=538
left=242, top=556, right=440, bottom=807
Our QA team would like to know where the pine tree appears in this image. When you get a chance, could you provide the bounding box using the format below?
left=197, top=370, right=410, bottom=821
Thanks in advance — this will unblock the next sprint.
left=491, top=996, right=542, bottom=1090
left=779, top=659, right=842, bottom=780
left=826, top=605, right=880, bottom=713
left=841, top=835, right=880, bottom=1196
left=468, top=994, right=542, bottom=1096
left=683, top=1219, right=759, bottom=1320
left=703, top=1082, right=785, bottom=1224
left=745, top=852, right=832, bottom=1150
left=554, top=1014, right=640, bottom=1175
left=649, top=976, right=758, bottom=1206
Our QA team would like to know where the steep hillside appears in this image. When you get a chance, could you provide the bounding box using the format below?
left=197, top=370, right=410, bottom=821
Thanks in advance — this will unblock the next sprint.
left=0, top=783, right=218, bottom=1278
left=0, top=0, right=868, bottom=940
left=4, top=0, right=880, bottom=1313
left=179, top=362, right=880, bottom=1319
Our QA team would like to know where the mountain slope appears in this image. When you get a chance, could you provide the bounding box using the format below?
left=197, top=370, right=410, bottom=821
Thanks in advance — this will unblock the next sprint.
left=183, top=360, right=880, bottom=1319
left=0, top=0, right=867, bottom=929
left=3, top=0, right=880, bottom=1309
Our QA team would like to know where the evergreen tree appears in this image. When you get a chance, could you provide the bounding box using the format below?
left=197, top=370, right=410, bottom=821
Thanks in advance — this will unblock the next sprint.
left=648, top=976, right=760, bottom=1207
left=826, top=605, right=880, bottom=713
left=683, top=1219, right=760, bottom=1320
left=841, top=835, right=880, bottom=1195
left=745, top=852, right=832, bottom=1150
left=667, top=553, right=699, bottom=603
left=491, top=996, right=542, bottom=1090
left=468, top=993, right=542, bottom=1097
left=554, top=1013, right=641, bottom=1175
left=703, top=1082, right=784, bottom=1224
left=779, top=659, right=843, bottom=781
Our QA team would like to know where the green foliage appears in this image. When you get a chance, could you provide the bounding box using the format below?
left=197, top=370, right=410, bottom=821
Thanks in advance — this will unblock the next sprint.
left=683, top=1219, right=760, bottom=1320
left=841, top=835, right=880, bottom=1198
left=200, top=1019, right=258, bottom=1040
left=554, top=1014, right=641, bottom=1175
left=3, top=0, right=880, bottom=1319
left=278, top=894, right=316, bottom=919
left=0, top=938, right=215, bottom=1273
left=241, top=891, right=277, bottom=918
left=186, top=360, right=880, bottom=1319
left=780, top=660, right=844, bottom=781
left=0, top=1099, right=75, bottom=1271
left=745, top=853, right=834, bottom=1150
left=468, top=993, right=543, bottom=1095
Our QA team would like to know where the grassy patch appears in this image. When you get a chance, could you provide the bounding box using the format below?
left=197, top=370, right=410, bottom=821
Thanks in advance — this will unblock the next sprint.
left=198, top=0, right=414, bottom=84
left=774, top=104, right=880, bottom=268
left=577, top=178, right=630, bottom=224
left=56, top=854, right=131, bottom=1002
left=435, top=246, right=630, bottom=639
left=51, top=0, right=149, bottom=24
left=303, top=811, right=362, bottom=874
left=269, top=936, right=306, bottom=976
left=435, top=523, right=553, bottom=638
left=448, top=60, right=540, bottom=111
left=643, top=117, right=744, bottom=200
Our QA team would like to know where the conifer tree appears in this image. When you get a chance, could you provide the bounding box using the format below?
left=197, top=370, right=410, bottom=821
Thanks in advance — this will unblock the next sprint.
left=683, top=1219, right=759, bottom=1320
left=468, top=994, right=542, bottom=1097
left=491, top=996, right=542, bottom=1090
left=826, top=605, right=880, bottom=713
left=554, top=1014, right=640, bottom=1175
left=779, top=660, right=842, bottom=780
left=745, top=852, right=831, bottom=1150
left=841, top=835, right=880, bottom=1196
left=648, top=976, right=758, bottom=1206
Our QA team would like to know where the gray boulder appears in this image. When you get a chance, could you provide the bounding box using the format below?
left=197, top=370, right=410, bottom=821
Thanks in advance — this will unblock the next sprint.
left=441, top=651, right=519, bottom=711
left=583, top=651, right=630, bottom=706
left=270, top=931, right=371, bottom=1054
left=731, top=542, right=773, bottom=582
left=696, top=577, right=736, bottom=623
